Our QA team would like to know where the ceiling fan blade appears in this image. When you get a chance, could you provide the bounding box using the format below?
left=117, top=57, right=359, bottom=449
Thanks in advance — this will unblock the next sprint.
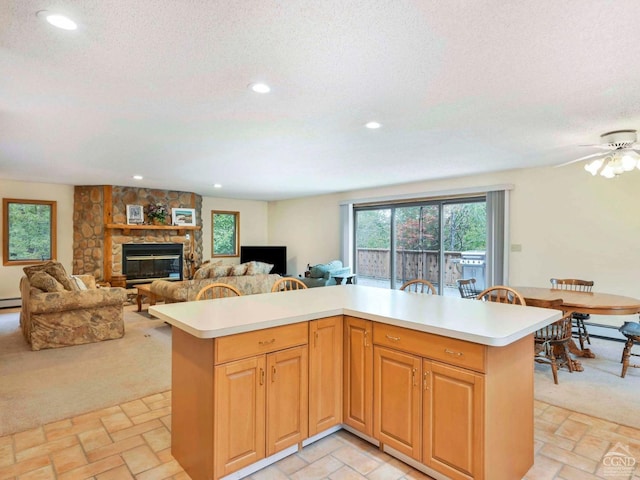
left=578, top=144, right=614, bottom=150
left=555, top=152, right=608, bottom=168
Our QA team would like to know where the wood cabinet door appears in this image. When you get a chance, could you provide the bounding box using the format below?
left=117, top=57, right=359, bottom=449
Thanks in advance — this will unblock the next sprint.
left=343, top=316, right=373, bottom=436
left=425, top=361, right=484, bottom=480
left=374, top=346, right=422, bottom=460
left=266, top=345, right=309, bottom=456
left=214, top=355, right=266, bottom=479
left=309, top=316, right=343, bottom=436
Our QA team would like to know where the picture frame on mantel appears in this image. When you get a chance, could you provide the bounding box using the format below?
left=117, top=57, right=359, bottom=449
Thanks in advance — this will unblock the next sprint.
left=172, top=208, right=196, bottom=226
left=126, top=205, right=144, bottom=225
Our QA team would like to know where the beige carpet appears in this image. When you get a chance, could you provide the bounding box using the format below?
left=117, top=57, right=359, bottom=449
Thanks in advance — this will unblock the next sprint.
left=0, top=305, right=171, bottom=437
left=534, top=336, right=640, bottom=429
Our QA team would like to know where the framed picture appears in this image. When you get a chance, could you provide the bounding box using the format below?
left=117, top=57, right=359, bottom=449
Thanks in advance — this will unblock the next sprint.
left=126, top=205, right=144, bottom=225
left=172, top=208, right=196, bottom=226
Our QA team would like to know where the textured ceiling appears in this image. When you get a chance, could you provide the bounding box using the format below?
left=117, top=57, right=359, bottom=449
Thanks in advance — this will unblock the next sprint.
left=2, top=1, right=640, bottom=200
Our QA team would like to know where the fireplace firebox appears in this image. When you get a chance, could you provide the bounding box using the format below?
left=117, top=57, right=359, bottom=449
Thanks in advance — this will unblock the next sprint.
left=122, top=243, right=183, bottom=286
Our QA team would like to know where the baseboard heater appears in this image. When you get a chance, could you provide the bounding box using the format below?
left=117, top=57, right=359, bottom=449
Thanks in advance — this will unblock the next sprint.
left=0, top=297, right=21, bottom=309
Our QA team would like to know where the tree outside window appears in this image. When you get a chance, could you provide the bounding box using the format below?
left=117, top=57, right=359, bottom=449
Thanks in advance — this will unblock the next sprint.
left=212, top=211, right=239, bottom=257
left=3, top=199, right=57, bottom=265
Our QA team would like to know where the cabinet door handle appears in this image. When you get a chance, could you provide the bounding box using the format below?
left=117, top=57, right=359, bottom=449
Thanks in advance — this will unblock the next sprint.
left=260, top=368, right=265, bottom=386
left=385, top=334, right=400, bottom=342
left=272, top=366, right=277, bottom=383
left=364, top=330, right=369, bottom=347
left=314, top=331, right=318, bottom=348
left=412, top=368, right=417, bottom=386
left=259, top=338, right=276, bottom=346
left=423, top=371, right=430, bottom=390
left=444, top=348, right=463, bottom=357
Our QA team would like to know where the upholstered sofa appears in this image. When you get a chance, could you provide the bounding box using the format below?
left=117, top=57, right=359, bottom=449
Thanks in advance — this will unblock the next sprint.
left=300, top=260, right=351, bottom=288
left=20, top=262, right=127, bottom=351
left=149, top=261, right=282, bottom=302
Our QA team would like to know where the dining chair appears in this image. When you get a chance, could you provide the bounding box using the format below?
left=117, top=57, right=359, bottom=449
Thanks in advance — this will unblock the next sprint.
left=400, top=279, right=437, bottom=294
left=271, top=277, right=308, bottom=292
left=195, top=283, right=242, bottom=300
left=550, top=278, right=594, bottom=350
left=457, top=278, right=479, bottom=299
left=528, top=298, right=574, bottom=384
left=619, top=321, right=640, bottom=378
left=475, top=286, right=526, bottom=305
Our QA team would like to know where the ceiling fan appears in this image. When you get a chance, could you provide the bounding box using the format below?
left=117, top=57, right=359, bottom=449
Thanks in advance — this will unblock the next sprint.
left=558, top=129, right=640, bottom=178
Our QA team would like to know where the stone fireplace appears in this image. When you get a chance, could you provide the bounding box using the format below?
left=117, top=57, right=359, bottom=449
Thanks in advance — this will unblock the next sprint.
left=73, top=186, right=203, bottom=284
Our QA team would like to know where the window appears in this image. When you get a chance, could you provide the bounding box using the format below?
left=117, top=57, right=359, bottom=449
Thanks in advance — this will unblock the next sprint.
left=3, top=199, right=57, bottom=266
left=211, top=211, right=239, bottom=257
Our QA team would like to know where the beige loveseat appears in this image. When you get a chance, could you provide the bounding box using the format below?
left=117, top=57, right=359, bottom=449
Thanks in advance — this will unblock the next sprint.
left=150, top=261, right=282, bottom=302
left=20, top=261, right=127, bottom=351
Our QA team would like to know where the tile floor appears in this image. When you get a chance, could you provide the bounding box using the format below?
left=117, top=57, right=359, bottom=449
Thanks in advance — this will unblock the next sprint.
left=0, top=392, right=639, bottom=480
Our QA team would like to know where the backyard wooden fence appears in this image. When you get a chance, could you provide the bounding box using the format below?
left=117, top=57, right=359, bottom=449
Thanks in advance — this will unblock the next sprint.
left=356, top=248, right=465, bottom=286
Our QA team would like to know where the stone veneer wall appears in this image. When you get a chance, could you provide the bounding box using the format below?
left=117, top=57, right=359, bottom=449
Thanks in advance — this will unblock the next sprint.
left=73, top=186, right=203, bottom=282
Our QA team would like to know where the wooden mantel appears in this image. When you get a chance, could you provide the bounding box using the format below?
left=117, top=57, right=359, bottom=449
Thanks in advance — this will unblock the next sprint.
left=105, top=223, right=201, bottom=236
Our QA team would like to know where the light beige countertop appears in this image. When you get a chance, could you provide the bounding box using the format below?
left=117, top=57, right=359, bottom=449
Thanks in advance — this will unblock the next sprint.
left=149, top=284, right=561, bottom=346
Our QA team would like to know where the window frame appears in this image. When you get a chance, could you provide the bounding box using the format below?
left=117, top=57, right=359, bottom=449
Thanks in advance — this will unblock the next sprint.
left=2, top=198, right=57, bottom=266
left=211, top=210, right=240, bottom=258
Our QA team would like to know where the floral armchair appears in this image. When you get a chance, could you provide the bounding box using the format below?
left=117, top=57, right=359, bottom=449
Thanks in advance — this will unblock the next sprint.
left=20, top=261, right=127, bottom=351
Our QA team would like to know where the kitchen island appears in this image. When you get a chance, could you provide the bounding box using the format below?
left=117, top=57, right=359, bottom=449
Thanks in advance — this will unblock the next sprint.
left=150, top=285, right=560, bottom=480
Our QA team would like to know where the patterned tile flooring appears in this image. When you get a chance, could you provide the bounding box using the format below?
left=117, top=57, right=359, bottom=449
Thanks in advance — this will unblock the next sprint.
left=1, top=392, right=639, bottom=480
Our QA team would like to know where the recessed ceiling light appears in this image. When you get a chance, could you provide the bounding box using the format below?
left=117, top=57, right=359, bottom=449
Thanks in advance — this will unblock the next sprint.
left=133, top=175, right=143, bottom=180
left=213, top=184, right=222, bottom=189
left=249, top=83, right=271, bottom=94
left=365, top=121, right=382, bottom=129
left=37, top=10, right=78, bottom=30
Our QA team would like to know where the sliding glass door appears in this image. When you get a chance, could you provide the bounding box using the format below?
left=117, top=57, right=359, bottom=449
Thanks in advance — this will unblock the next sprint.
left=354, top=198, right=486, bottom=295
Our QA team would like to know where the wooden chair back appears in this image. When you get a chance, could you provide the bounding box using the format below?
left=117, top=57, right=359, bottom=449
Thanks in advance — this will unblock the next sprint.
left=534, top=311, right=574, bottom=384
left=400, top=279, right=437, bottom=294
left=476, top=286, right=526, bottom=306
left=550, top=278, right=594, bottom=292
left=195, top=283, right=242, bottom=301
left=457, top=278, right=478, bottom=299
left=271, top=277, right=308, bottom=292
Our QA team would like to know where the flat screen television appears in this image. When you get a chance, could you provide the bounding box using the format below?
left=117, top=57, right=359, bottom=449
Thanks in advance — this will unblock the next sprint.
left=240, top=246, right=287, bottom=276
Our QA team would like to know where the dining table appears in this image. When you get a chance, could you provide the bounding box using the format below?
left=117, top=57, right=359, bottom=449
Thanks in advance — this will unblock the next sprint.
left=513, top=286, right=640, bottom=367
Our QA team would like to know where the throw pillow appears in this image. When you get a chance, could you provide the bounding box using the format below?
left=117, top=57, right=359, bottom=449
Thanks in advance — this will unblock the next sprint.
left=23, top=261, right=77, bottom=291
left=246, top=261, right=274, bottom=275
left=230, top=263, right=248, bottom=276
left=29, top=271, right=66, bottom=292
left=210, top=265, right=233, bottom=277
left=193, top=260, right=224, bottom=279
left=70, top=275, right=88, bottom=290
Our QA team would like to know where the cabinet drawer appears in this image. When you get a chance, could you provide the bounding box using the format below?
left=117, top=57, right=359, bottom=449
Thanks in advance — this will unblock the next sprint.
left=373, top=323, right=485, bottom=372
left=215, top=323, right=309, bottom=364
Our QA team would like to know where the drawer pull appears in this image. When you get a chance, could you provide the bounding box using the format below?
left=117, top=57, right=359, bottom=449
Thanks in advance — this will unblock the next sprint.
left=259, top=339, right=276, bottom=346
left=444, top=348, right=464, bottom=357
left=385, top=334, right=401, bottom=342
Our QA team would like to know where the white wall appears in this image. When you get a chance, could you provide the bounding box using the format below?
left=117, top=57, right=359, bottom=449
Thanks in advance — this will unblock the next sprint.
left=201, top=197, right=269, bottom=265
left=268, top=163, right=640, bottom=327
left=0, top=180, right=75, bottom=300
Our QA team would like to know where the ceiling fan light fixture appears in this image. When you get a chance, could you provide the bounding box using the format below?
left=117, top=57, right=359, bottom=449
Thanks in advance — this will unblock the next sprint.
left=584, top=158, right=604, bottom=176
left=620, top=150, right=640, bottom=171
